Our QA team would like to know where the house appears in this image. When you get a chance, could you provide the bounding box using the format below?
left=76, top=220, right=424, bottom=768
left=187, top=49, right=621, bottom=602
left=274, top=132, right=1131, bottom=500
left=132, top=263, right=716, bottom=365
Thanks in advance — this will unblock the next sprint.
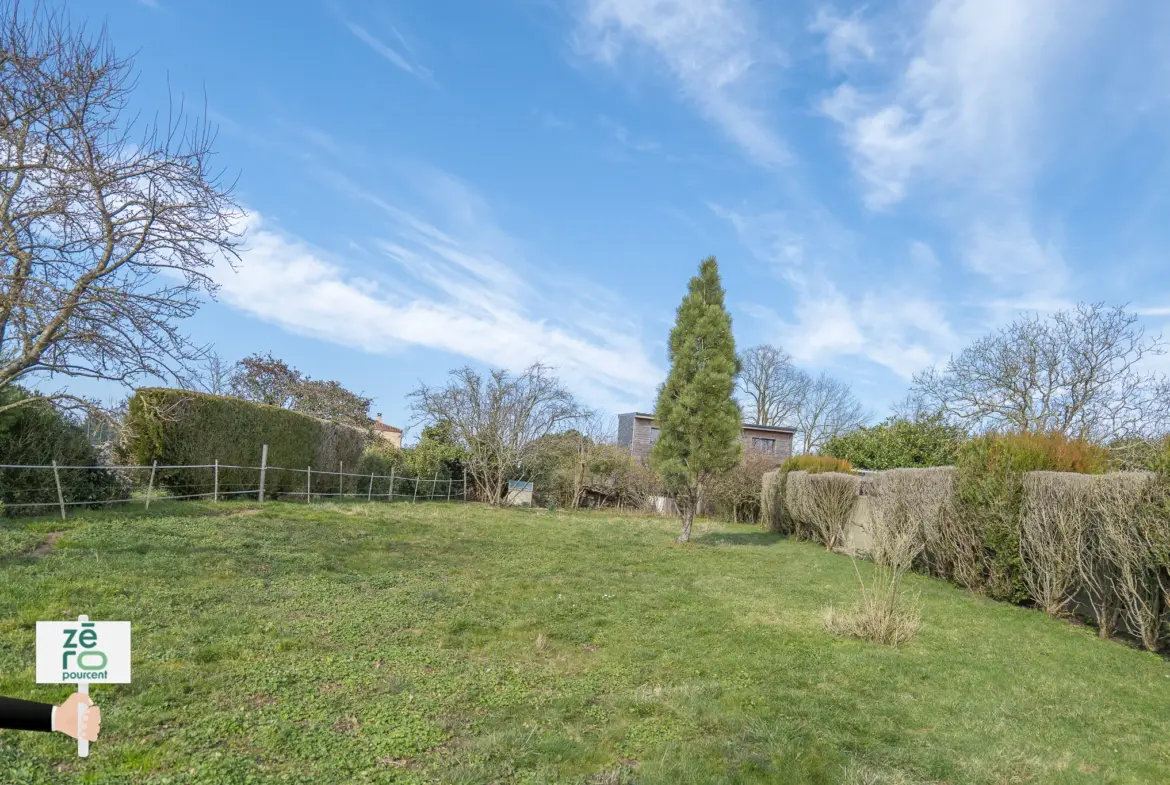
left=616, top=412, right=795, bottom=464
left=372, top=413, right=403, bottom=448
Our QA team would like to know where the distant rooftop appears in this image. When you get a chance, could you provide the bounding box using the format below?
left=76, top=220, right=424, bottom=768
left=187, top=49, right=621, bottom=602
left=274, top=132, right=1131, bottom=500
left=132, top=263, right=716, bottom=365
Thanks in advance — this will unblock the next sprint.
left=620, top=411, right=796, bottom=434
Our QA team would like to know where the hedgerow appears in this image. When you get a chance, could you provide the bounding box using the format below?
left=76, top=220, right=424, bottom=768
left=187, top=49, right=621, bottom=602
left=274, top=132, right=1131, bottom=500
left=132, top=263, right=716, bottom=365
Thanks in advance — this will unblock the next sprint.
left=123, top=388, right=368, bottom=496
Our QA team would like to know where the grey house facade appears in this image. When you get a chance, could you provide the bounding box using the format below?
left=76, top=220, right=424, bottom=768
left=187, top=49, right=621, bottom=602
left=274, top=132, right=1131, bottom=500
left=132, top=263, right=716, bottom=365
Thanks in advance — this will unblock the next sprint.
left=617, top=412, right=795, bottom=464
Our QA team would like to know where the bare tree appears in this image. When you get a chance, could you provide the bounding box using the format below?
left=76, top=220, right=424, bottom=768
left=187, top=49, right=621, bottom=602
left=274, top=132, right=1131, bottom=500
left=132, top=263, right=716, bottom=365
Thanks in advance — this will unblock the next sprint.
left=0, top=4, right=242, bottom=414
left=910, top=303, right=1170, bottom=442
left=193, top=350, right=234, bottom=396
left=794, top=372, right=866, bottom=453
left=736, top=344, right=807, bottom=426
left=408, top=363, right=592, bottom=505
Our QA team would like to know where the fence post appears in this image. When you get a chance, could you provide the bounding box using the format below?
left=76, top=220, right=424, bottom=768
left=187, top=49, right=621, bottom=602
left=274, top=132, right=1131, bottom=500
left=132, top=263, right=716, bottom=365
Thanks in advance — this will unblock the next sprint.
left=258, top=444, right=268, bottom=503
left=463, top=475, right=468, bottom=502
left=145, top=460, right=157, bottom=510
left=367, top=472, right=373, bottom=502
left=387, top=467, right=395, bottom=501
left=446, top=476, right=452, bottom=502
left=431, top=471, right=439, bottom=501
left=339, top=461, right=344, bottom=499
left=51, top=460, right=66, bottom=521
left=213, top=459, right=219, bottom=503
left=307, top=465, right=312, bottom=503
left=412, top=474, right=419, bottom=503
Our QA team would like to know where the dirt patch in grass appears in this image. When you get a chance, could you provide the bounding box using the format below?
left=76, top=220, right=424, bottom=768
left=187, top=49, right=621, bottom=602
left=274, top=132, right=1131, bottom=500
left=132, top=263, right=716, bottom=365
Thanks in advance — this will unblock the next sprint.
left=27, top=531, right=65, bottom=557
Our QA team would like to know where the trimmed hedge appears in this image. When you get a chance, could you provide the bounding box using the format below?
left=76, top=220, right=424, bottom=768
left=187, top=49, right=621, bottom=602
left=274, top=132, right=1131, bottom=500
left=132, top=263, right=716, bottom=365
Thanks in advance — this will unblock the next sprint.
left=1, top=387, right=129, bottom=515
left=124, top=388, right=369, bottom=497
left=780, top=454, right=855, bottom=475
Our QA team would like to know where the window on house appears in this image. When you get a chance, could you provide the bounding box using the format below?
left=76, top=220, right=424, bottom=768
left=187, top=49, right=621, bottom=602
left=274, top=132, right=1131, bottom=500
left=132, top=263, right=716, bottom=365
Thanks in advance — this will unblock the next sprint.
left=752, top=437, right=776, bottom=453
left=649, top=426, right=661, bottom=444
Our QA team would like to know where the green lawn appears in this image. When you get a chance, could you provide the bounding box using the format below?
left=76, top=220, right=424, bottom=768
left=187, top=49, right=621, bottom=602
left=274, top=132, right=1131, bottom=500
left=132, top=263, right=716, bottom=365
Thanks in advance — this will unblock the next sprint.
left=1, top=502, right=1169, bottom=784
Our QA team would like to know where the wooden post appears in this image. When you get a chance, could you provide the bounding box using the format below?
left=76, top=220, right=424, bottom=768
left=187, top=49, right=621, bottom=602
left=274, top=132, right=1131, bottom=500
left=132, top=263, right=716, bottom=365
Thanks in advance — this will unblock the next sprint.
left=51, top=460, right=66, bottom=521
left=258, top=444, right=268, bottom=503
left=367, top=472, right=374, bottom=501
left=431, top=471, right=439, bottom=501
left=387, top=467, right=395, bottom=501
left=339, top=461, right=344, bottom=499
left=463, top=475, right=468, bottom=502
left=145, top=460, right=157, bottom=510
left=446, top=475, right=453, bottom=502
left=213, top=459, right=219, bottom=503
left=307, top=465, right=312, bottom=503
left=412, top=474, right=419, bottom=503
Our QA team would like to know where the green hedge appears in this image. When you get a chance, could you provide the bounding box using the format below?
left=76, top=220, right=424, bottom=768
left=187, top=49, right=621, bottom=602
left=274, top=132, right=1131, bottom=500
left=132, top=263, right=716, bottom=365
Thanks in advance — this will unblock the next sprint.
left=1, top=387, right=129, bottom=515
left=953, top=432, right=1108, bottom=602
left=124, top=388, right=369, bottom=497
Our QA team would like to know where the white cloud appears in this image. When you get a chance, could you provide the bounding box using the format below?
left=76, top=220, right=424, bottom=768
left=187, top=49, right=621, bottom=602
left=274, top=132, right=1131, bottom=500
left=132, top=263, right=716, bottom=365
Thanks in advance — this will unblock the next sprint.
left=217, top=199, right=661, bottom=415
left=341, top=19, right=433, bottom=82
left=823, top=0, right=1094, bottom=209
left=963, top=218, right=1068, bottom=290
left=576, top=0, right=788, bottom=168
left=908, top=240, right=939, bottom=271
left=715, top=205, right=959, bottom=379
left=810, top=7, right=875, bottom=71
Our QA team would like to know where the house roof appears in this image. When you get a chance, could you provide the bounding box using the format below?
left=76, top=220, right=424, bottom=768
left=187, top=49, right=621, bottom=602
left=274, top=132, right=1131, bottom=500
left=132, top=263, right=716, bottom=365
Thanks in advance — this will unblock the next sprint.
left=621, top=412, right=796, bottom=434
left=373, top=421, right=402, bottom=434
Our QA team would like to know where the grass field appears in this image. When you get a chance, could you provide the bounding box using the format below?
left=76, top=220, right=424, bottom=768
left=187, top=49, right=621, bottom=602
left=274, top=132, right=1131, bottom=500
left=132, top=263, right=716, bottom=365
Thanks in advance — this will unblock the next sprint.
left=2, top=501, right=1169, bottom=784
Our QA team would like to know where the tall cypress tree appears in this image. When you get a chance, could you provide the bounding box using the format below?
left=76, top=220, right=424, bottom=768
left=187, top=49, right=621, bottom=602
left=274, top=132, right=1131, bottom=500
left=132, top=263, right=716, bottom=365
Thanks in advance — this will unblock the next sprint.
left=651, top=256, right=742, bottom=542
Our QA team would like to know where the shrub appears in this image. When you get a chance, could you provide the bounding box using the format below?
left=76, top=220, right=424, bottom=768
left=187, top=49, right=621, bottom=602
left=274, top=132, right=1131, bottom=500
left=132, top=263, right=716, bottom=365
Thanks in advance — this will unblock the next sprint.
left=866, top=468, right=952, bottom=572
left=824, top=558, right=921, bottom=647
left=823, top=415, right=964, bottom=470
left=760, top=469, right=790, bottom=534
left=953, top=432, right=1107, bottom=601
left=1089, top=472, right=1163, bottom=648
left=123, top=388, right=368, bottom=497
left=1020, top=472, right=1094, bottom=616
left=0, top=388, right=128, bottom=514
left=786, top=471, right=860, bottom=550
left=707, top=453, right=777, bottom=523
left=781, top=454, right=854, bottom=475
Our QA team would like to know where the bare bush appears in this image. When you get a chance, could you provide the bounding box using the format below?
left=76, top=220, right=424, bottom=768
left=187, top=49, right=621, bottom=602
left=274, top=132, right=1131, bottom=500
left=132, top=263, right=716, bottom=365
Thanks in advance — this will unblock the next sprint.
left=1020, top=472, right=1094, bottom=616
left=786, top=471, right=859, bottom=550
left=867, top=468, right=953, bottom=571
left=824, top=558, right=921, bottom=647
left=1090, top=472, right=1163, bottom=648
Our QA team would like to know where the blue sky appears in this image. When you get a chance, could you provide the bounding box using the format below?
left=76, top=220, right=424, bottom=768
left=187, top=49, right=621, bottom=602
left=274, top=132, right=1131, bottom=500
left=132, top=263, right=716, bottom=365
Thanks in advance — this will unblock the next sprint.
left=68, top=0, right=1170, bottom=438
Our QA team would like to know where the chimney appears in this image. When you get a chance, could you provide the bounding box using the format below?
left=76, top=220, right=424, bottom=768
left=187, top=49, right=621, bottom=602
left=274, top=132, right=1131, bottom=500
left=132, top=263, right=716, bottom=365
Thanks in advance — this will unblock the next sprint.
left=376, top=413, right=383, bottom=424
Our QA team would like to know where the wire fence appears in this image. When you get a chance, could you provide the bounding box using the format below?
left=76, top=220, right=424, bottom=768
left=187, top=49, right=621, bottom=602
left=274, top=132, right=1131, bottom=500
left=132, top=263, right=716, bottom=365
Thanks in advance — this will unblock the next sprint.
left=0, top=444, right=467, bottom=519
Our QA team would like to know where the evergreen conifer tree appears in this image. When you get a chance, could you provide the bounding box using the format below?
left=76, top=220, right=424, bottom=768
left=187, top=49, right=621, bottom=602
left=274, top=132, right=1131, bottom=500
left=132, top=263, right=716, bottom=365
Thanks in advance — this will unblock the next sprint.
left=651, top=256, right=743, bottom=542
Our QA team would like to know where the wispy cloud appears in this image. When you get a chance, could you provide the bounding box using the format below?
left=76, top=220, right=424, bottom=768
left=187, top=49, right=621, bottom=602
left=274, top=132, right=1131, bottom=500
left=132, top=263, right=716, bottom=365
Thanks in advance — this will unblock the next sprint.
left=714, top=203, right=960, bottom=380
left=820, top=0, right=1092, bottom=209
left=810, top=7, right=875, bottom=71
left=575, top=0, right=788, bottom=168
left=218, top=173, right=660, bottom=414
left=341, top=18, right=433, bottom=82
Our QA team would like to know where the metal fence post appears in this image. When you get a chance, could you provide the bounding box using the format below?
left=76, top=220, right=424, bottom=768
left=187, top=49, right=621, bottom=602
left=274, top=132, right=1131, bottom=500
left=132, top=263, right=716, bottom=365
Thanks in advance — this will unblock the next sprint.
left=51, top=460, right=66, bottom=521
left=213, top=459, right=219, bottom=503
left=258, top=444, right=268, bottom=503
left=367, top=472, right=374, bottom=501
left=387, top=467, right=395, bottom=501
left=145, top=460, right=157, bottom=510
left=307, top=465, right=312, bottom=503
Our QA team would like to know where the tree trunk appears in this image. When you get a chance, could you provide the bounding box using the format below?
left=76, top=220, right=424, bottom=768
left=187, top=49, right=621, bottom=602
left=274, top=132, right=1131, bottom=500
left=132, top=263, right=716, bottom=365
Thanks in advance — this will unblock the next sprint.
left=677, top=504, right=695, bottom=543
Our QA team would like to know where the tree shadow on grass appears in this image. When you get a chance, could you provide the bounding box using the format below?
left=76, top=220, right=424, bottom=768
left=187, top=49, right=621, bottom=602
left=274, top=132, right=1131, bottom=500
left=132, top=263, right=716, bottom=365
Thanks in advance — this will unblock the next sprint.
left=693, top=531, right=783, bottom=547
